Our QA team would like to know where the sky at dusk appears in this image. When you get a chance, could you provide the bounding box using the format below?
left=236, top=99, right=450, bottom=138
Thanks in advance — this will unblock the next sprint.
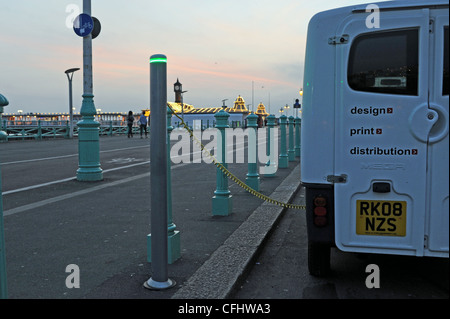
left=0, top=0, right=387, bottom=115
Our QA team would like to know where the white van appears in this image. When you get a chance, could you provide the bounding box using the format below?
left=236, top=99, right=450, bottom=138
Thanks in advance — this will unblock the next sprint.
left=301, top=0, right=449, bottom=276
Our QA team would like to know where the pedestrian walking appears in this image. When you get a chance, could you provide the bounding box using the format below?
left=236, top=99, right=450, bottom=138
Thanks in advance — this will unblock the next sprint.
left=257, top=114, right=263, bottom=128
left=139, top=111, right=148, bottom=138
left=127, top=111, right=134, bottom=138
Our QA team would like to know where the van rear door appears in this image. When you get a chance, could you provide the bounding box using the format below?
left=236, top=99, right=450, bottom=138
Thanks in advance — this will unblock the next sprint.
left=426, top=10, right=449, bottom=256
left=333, top=7, right=444, bottom=256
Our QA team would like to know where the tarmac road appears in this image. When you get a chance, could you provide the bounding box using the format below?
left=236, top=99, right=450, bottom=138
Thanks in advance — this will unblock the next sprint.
left=0, top=133, right=300, bottom=299
left=232, top=186, right=449, bottom=299
left=1, top=134, right=448, bottom=301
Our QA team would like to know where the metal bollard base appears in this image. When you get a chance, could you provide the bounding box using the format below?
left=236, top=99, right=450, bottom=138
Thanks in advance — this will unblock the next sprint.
left=288, top=150, right=296, bottom=162
left=143, top=278, right=176, bottom=291
left=212, top=195, right=233, bottom=216
left=147, top=231, right=181, bottom=264
left=245, top=176, right=260, bottom=192
left=279, top=155, right=289, bottom=168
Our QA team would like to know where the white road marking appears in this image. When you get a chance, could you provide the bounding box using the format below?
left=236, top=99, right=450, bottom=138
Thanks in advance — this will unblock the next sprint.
left=1, top=145, right=149, bottom=166
left=3, top=163, right=189, bottom=217
left=2, top=136, right=278, bottom=215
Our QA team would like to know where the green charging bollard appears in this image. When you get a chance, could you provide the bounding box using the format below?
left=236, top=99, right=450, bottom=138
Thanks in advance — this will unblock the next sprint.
left=145, top=54, right=176, bottom=290
left=212, top=109, right=233, bottom=216
left=245, top=113, right=260, bottom=191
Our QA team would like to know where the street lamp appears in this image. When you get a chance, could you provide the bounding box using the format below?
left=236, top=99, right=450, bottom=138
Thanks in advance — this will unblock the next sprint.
left=293, top=98, right=301, bottom=118
left=221, top=99, right=228, bottom=109
left=298, top=88, right=303, bottom=118
left=65, top=67, right=80, bottom=138
left=260, top=85, right=270, bottom=114
left=284, top=104, right=290, bottom=116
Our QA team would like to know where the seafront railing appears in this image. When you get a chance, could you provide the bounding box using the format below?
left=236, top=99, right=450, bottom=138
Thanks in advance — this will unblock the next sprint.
left=1, top=119, right=247, bottom=141
left=0, top=119, right=247, bottom=141
left=1, top=120, right=141, bottom=141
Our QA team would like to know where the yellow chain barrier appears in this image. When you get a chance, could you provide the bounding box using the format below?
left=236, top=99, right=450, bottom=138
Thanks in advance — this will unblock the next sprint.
left=168, top=105, right=306, bottom=210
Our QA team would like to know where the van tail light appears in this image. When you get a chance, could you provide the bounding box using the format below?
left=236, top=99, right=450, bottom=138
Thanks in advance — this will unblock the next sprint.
left=313, top=195, right=327, bottom=227
left=314, top=207, right=327, bottom=216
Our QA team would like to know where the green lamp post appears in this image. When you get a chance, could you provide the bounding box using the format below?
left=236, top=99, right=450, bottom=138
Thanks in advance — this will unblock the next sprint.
left=0, top=94, right=7, bottom=141
left=245, top=113, right=260, bottom=191
left=263, top=114, right=277, bottom=177
left=279, top=115, right=288, bottom=168
left=76, top=0, right=102, bottom=181
left=288, top=116, right=295, bottom=161
left=212, top=109, right=233, bottom=216
left=0, top=93, right=9, bottom=298
left=295, top=117, right=301, bottom=157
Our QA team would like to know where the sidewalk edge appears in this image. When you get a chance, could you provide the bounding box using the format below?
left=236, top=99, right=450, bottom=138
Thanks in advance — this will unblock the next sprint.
left=171, top=163, right=301, bottom=299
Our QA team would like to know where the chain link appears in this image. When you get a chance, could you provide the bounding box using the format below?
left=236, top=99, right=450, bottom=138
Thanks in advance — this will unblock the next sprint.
left=167, top=105, right=306, bottom=210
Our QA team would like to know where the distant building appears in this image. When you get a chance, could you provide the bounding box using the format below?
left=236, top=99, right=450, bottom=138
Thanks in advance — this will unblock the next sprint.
left=163, top=79, right=254, bottom=128
left=255, top=102, right=269, bottom=120
left=168, top=95, right=251, bottom=129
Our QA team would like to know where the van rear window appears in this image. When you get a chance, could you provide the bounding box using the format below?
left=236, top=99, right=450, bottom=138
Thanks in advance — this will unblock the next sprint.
left=348, top=29, right=418, bottom=95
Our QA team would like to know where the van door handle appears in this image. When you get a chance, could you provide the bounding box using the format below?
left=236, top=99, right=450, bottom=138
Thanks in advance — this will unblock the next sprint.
left=408, top=104, right=438, bottom=142
left=373, top=182, right=391, bottom=193
left=428, top=104, right=449, bottom=144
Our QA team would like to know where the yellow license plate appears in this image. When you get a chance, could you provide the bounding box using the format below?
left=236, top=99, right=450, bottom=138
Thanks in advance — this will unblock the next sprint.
left=356, top=200, right=407, bottom=236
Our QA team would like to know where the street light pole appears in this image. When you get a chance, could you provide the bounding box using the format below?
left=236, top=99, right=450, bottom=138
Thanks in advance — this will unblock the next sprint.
left=76, top=0, right=102, bottom=181
left=181, top=90, right=187, bottom=121
left=252, top=81, right=254, bottom=113
left=65, top=68, right=80, bottom=139
left=0, top=94, right=9, bottom=299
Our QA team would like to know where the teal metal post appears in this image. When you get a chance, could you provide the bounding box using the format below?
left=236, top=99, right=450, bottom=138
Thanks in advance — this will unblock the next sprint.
left=245, top=113, right=259, bottom=191
left=0, top=114, right=5, bottom=142
left=77, top=0, right=102, bottom=181
left=77, top=95, right=103, bottom=181
left=64, top=120, right=70, bottom=139
left=295, top=117, right=301, bottom=157
left=148, top=106, right=180, bottom=264
left=279, top=115, right=288, bottom=168
left=0, top=93, right=9, bottom=298
left=37, top=120, right=42, bottom=140
left=166, top=106, right=180, bottom=263
left=263, top=114, right=277, bottom=177
left=288, top=116, right=295, bottom=161
left=212, top=109, right=232, bottom=216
